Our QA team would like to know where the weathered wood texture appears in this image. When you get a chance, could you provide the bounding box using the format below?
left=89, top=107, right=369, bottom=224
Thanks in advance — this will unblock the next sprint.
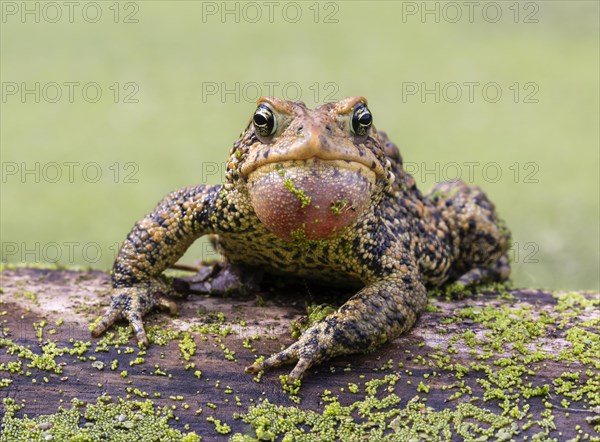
left=0, top=267, right=598, bottom=441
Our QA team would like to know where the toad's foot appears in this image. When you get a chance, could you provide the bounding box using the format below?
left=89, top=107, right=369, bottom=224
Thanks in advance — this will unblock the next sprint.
left=173, top=262, right=262, bottom=296
left=455, top=255, right=510, bottom=287
left=447, top=256, right=511, bottom=299
left=246, top=272, right=428, bottom=381
left=246, top=320, right=340, bottom=381
left=91, top=278, right=178, bottom=346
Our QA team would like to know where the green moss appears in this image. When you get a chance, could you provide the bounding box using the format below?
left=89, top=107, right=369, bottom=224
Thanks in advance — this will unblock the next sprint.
left=274, top=163, right=285, bottom=177
left=290, top=226, right=329, bottom=250
left=425, top=303, right=441, bottom=313
left=330, top=199, right=349, bottom=215
left=1, top=333, right=93, bottom=375
left=206, top=416, right=231, bottom=435
left=417, top=381, right=430, bottom=393
left=232, top=395, right=522, bottom=441
left=283, top=178, right=311, bottom=208
left=290, top=304, right=336, bottom=340
left=279, top=376, right=302, bottom=404
left=1, top=397, right=200, bottom=441
left=178, top=333, right=196, bottom=362
left=129, top=357, right=145, bottom=366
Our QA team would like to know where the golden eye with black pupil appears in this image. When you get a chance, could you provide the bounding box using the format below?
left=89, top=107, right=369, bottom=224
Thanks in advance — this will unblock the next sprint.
left=253, top=104, right=277, bottom=137
left=351, top=104, right=372, bottom=136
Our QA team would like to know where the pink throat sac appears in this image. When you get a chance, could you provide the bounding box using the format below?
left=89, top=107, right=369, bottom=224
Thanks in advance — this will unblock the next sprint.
left=248, top=161, right=375, bottom=241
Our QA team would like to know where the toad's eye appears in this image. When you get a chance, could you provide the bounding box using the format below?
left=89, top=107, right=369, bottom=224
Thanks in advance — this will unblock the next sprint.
left=253, top=104, right=277, bottom=137
left=351, top=104, right=372, bottom=136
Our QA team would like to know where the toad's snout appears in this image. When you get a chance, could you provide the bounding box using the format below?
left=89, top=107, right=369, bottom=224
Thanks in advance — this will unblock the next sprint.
left=247, top=159, right=376, bottom=241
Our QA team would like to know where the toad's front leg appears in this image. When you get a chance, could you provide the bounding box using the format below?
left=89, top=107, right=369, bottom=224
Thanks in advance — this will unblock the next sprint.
left=92, top=185, right=221, bottom=345
left=246, top=270, right=428, bottom=381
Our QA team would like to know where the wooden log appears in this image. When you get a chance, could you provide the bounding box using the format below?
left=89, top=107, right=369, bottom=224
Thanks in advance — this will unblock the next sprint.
left=0, top=267, right=598, bottom=441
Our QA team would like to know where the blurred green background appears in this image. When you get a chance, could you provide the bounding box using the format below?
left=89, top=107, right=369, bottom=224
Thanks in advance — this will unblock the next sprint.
left=1, top=1, right=598, bottom=290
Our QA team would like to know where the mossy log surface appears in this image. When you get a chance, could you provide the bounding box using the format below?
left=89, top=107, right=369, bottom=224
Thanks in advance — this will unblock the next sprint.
left=0, top=267, right=598, bottom=441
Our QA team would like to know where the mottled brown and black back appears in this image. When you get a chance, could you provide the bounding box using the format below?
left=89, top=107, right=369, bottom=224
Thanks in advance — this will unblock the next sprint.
left=215, top=129, right=510, bottom=293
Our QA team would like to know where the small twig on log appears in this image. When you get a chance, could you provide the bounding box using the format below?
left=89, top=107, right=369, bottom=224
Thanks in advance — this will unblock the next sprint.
left=169, top=263, right=200, bottom=272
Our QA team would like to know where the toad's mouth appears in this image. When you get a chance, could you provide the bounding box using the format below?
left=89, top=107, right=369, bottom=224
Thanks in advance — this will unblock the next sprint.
left=247, top=159, right=376, bottom=241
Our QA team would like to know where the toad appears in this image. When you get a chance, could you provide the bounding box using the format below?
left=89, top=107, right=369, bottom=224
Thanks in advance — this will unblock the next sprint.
left=92, top=96, right=511, bottom=381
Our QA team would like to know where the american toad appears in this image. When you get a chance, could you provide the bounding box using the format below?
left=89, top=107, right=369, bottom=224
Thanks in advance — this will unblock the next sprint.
left=92, top=96, right=511, bottom=380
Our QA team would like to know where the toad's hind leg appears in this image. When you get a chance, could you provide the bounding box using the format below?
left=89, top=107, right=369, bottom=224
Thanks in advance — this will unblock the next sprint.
left=247, top=269, right=428, bottom=381
left=426, top=180, right=512, bottom=288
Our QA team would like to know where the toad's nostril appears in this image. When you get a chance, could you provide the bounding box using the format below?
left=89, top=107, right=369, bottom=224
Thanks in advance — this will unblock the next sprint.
left=296, top=125, right=303, bottom=134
